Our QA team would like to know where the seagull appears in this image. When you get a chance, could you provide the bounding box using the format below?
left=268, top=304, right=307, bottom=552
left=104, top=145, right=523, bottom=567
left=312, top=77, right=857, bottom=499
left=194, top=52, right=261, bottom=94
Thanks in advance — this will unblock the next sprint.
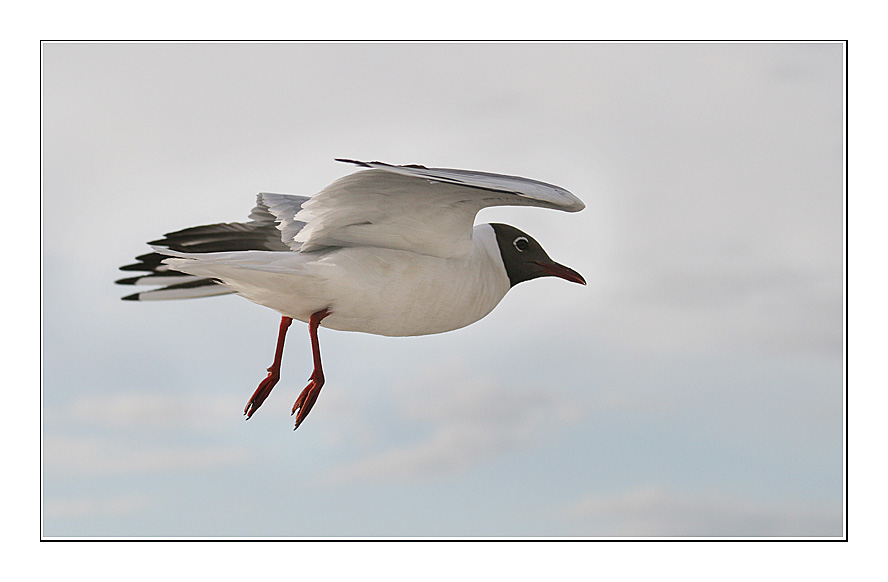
left=117, top=159, right=586, bottom=430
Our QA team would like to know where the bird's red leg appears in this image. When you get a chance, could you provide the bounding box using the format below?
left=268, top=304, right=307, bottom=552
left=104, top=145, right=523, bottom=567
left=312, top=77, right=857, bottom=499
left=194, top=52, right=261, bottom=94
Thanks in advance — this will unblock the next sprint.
left=291, top=308, right=332, bottom=430
left=244, top=315, right=293, bottom=419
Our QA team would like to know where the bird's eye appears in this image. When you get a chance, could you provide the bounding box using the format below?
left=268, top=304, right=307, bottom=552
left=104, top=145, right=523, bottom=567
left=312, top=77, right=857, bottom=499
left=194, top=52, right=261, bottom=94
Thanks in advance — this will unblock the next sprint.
left=513, top=237, right=529, bottom=252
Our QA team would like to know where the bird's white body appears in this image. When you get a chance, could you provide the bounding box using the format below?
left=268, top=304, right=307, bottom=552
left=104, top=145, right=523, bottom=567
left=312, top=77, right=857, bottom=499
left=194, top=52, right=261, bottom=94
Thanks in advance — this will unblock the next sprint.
left=164, top=224, right=510, bottom=336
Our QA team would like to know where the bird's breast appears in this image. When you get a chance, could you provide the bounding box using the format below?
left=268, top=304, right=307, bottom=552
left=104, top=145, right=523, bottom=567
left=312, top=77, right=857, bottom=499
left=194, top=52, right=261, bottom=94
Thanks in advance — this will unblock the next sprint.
left=313, top=227, right=510, bottom=336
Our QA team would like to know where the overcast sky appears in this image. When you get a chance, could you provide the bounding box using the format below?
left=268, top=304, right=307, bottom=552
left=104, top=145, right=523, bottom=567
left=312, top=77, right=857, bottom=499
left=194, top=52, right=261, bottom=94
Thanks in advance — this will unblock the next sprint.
left=41, top=42, right=844, bottom=538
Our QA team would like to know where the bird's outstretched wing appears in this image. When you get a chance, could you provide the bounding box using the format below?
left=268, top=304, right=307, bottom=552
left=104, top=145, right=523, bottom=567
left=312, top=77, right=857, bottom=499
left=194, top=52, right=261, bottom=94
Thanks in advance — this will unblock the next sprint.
left=291, top=159, right=584, bottom=258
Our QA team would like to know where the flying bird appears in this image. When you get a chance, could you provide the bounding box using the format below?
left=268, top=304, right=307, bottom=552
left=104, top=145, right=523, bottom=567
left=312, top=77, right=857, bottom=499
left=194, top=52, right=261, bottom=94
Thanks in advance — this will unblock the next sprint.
left=117, top=159, right=586, bottom=430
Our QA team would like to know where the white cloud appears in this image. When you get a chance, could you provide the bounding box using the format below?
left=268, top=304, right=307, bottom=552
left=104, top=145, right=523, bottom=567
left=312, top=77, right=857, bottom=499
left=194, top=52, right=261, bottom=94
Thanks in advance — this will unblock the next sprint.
left=43, top=435, right=249, bottom=476
left=43, top=392, right=252, bottom=476
left=562, top=485, right=843, bottom=537
left=43, top=494, right=150, bottom=520
left=45, top=391, right=246, bottom=433
left=322, top=360, right=587, bottom=484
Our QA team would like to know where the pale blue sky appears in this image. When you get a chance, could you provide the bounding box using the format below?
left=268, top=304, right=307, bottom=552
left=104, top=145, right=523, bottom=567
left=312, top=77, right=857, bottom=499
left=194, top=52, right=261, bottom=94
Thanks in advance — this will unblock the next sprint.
left=41, top=42, right=844, bottom=538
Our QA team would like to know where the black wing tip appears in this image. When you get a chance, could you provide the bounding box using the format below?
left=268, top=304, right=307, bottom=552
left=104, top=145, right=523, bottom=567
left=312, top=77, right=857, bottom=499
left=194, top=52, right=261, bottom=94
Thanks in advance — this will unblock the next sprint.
left=336, top=158, right=428, bottom=170
left=121, top=292, right=141, bottom=301
left=116, top=276, right=140, bottom=285
left=335, top=158, right=372, bottom=167
left=119, top=252, right=168, bottom=272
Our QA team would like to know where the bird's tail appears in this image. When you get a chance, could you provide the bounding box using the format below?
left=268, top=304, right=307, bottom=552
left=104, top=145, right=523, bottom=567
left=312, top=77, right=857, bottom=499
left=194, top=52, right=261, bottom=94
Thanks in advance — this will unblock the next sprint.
left=116, top=244, right=236, bottom=302
left=117, top=193, right=309, bottom=301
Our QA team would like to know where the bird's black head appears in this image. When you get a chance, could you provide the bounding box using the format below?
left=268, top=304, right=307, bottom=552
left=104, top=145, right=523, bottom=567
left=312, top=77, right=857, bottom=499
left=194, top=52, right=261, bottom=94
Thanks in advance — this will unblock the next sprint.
left=490, top=223, right=586, bottom=288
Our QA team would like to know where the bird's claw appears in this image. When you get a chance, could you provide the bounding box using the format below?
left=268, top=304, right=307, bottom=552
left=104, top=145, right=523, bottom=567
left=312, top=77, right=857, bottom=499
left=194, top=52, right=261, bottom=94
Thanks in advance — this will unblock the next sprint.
left=291, top=371, right=324, bottom=430
left=244, top=372, right=279, bottom=419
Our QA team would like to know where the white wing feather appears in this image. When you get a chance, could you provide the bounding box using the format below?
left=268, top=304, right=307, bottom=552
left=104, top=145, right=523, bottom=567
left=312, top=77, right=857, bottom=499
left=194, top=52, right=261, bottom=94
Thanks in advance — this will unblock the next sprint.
left=291, top=160, right=584, bottom=258
left=255, top=193, right=310, bottom=251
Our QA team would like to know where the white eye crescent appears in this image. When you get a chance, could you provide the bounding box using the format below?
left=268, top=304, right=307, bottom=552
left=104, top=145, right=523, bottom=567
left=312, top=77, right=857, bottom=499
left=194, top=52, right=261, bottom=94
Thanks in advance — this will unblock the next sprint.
left=513, top=236, right=529, bottom=252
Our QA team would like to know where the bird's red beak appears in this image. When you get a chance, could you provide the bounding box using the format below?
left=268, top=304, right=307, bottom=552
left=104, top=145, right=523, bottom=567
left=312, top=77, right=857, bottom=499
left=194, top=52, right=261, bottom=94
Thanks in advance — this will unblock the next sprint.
left=533, top=261, right=586, bottom=285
